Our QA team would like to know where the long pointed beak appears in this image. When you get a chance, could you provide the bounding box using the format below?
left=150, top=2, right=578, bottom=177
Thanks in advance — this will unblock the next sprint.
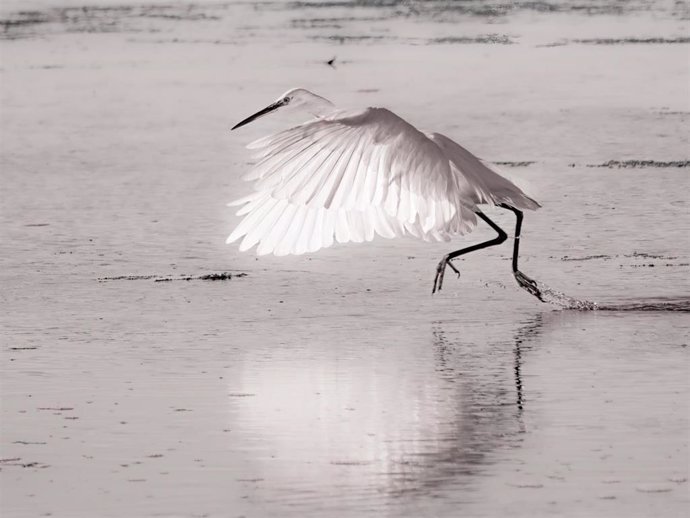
left=231, top=99, right=286, bottom=131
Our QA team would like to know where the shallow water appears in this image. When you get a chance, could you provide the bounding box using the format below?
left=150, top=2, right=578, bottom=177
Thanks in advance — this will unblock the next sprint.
left=1, top=1, right=689, bottom=517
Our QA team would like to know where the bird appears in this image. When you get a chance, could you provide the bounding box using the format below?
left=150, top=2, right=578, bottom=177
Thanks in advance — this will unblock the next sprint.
left=228, top=88, right=545, bottom=300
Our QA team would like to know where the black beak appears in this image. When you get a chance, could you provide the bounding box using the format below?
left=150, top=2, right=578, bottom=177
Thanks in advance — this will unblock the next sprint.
left=231, top=99, right=286, bottom=131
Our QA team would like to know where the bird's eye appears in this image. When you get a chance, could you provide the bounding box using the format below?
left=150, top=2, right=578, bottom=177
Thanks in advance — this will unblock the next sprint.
left=283, top=97, right=291, bottom=103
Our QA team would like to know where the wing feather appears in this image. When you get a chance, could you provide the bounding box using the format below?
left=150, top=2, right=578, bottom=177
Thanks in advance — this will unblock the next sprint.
left=271, top=126, right=348, bottom=192
left=256, top=130, right=336, bottom=192
left=335, top=210, right=350, bottom=244
left=242, top=198, right=286, bottom=252
left=346, top=132, right=373, bottom=211
left=248, top=125, right=343, bottom=183
left=306, top=128, right=357, bottom=208
left=362, top=145, right=380, bottom=206
left=372, top=206, right=396, bottom=239
left=275, top=206, right=307, bottom=256
left=275, top=144, right=333, bottom=203
left=291, top=139, right=344, bottom=206
left=427, top=132, right=540, bottom=210
left=327, top=130, right=367, bottom=210
left=321, top=210, right=335, bottom=250
left=295, top=209, right=317, bottom=255
left=257, top=202, right=297, bottom=255
left=227, top=194, right=272, bottom=245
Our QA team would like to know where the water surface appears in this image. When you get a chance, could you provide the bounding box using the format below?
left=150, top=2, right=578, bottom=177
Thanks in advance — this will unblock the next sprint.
left=1, top=1, right=689, bottom=517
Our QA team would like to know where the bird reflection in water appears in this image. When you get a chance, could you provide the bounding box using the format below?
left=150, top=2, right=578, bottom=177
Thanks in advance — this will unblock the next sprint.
left=384, top=314, right=545, bottom=497
left=224, top=314, right=548, bottom=511
left=512, top=313, right=544, bottom=412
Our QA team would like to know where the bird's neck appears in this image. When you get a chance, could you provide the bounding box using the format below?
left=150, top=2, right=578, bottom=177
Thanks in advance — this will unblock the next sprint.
left=302, top=93, right=336, bottom=117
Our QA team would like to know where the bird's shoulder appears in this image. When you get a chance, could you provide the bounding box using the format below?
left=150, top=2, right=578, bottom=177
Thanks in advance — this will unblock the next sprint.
left=324, top=106, right=426, bottom=145
left=326, top=106, right=404, bottom=125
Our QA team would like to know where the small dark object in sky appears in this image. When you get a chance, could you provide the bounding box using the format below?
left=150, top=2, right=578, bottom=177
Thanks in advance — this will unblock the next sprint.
left=327, top=56, right=336, bottom=67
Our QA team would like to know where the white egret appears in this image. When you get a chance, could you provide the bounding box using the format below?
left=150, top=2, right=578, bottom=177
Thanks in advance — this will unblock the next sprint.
left=228, top=88, right=544, bottom=300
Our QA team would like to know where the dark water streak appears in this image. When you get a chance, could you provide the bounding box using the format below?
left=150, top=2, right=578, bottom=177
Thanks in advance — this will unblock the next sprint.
left=536, top=280, right=690, bottom=312
left=97, top=272, right=248, bottom=282
left=596, top=299, right=690, bottom=312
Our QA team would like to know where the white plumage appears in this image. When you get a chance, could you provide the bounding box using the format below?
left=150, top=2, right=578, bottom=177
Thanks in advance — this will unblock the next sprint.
left=227, top=88, right=539, bottom=258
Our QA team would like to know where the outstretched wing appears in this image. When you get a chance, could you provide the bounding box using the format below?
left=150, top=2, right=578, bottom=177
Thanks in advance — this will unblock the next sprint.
left=427, top=132, right=541, bottom=211
left=228, top=108, right=477, bottom=256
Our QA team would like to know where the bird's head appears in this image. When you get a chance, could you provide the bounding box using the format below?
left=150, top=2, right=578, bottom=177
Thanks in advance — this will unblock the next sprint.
left=231, top=88, right=334, bottom=130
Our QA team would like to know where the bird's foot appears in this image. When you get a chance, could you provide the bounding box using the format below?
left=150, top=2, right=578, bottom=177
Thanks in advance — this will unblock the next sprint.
left=432, top=256, right=460, bottom=294
left=514, top=270, right=545, bottom=302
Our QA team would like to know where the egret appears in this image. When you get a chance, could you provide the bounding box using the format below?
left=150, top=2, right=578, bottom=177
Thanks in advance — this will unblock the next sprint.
left=228, top=88, right=544, bottom=300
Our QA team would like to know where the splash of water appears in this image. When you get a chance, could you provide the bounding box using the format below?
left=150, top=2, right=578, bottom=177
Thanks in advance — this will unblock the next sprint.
left=535, top=281, right=599, bottom=310
left=534, top=281, right=690, bottom=312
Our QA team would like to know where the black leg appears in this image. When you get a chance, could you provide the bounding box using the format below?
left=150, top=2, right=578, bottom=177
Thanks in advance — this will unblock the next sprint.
left=432, top=211, right=507, bottom=293
left=498, top=204, right=545, bottom=302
